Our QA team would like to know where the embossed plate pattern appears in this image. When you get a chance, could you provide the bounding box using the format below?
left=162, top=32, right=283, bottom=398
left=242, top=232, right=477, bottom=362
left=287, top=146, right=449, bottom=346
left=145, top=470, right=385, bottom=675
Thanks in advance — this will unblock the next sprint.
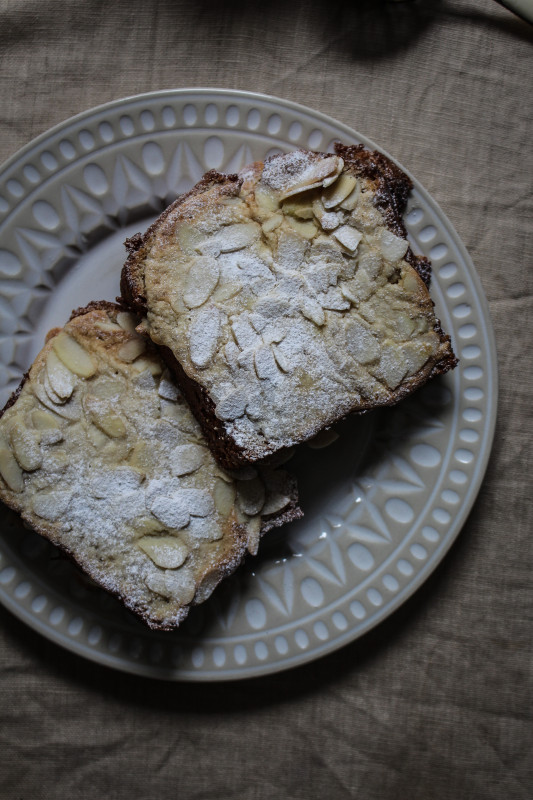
left=0, top=89, right=497, bottom=680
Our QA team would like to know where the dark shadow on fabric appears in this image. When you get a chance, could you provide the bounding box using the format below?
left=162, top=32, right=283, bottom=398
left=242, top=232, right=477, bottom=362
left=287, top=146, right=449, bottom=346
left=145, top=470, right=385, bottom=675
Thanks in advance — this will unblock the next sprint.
left=0, top=483, right=484, bottom=712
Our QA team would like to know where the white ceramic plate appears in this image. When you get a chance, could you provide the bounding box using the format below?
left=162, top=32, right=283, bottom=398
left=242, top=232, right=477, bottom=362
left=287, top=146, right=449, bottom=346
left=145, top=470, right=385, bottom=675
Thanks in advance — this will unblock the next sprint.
left=0, top=89, right=497, bottom=680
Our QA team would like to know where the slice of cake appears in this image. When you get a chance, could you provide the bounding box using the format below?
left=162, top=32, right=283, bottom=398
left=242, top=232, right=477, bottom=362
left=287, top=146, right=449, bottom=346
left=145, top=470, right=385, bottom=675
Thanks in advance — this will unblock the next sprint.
left=121, top=144, right=457, bottom=468
left=0, top=302, right=301, bottom=630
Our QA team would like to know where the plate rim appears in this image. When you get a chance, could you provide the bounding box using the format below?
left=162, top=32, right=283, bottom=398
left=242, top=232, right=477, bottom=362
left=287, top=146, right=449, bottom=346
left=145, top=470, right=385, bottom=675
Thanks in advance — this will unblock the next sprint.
left=0, top=87, right=498, bottom=681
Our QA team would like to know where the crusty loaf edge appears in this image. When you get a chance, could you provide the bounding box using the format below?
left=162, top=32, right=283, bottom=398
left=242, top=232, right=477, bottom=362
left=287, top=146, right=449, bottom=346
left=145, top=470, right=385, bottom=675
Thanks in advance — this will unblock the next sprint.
left=0, top=301, right=302, bottom=630
left=119, top=146, right=458, bottom=468
left=120, top=171, right=242, bottom=313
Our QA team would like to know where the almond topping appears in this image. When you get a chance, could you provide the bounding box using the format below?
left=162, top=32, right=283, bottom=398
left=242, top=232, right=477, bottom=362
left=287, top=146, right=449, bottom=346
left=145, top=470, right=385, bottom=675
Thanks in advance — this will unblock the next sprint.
left=236, top=477, right=265, bottom=516
left=116, top=311, right=138, bottom=332
left=246, top=516, right=262, bottom=556
left=322, top=173, right=357, bottom=208
left=170, top=444, right=205, bottom=477
left=46, top=350, right=76, bottom=400
left=333, top=225, right=363, bottom=255
left=52, top=332, right=97, bottom=378
left=145, top=567, right=196, bottom=603
left=216, top=388, right=248, bottom=421
left=32, top=489, right=72, bottom=521
left=91, top=412, right=127, bottom=438
left=189, top=306, right=221, bottom=369
left=31, top=409, right=61, bottom=430
left=261, top=213, right=283, bottom=234
left=308, top=429, right=340, bottom=449
left=261, top=492, right=291, bottom=515
left=379, top=228, right=409, bottom=262
left=300, top=297, right=325, bottom=327
left=117, top=337, right=146, bottom=363
left=95, top=320, right=122, bottom=333
left=9, top=422, right=42, bottom=471
left=183, top=257, right=220, bottom=309
left=213, top=478, right=236, bottom=517
left=286, top=217, right=317, bottom=240
left=0, top=447, right=23, bottom=492
left=138, top=536, right=188, bottom=569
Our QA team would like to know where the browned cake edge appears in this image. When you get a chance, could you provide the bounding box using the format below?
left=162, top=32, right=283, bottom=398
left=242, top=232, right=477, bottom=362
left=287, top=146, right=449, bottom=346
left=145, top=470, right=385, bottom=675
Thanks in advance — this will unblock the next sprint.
left=0, top=302, right=302, bottom=630
left=120, top=171, right=242, bottom=313
left=119, top=146, right=458, bottom=468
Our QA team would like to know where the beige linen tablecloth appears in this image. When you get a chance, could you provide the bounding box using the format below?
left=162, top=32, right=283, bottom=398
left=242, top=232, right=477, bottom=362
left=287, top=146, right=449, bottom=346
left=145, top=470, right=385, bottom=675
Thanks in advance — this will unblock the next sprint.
left=1, top=1, right=531, bottom=798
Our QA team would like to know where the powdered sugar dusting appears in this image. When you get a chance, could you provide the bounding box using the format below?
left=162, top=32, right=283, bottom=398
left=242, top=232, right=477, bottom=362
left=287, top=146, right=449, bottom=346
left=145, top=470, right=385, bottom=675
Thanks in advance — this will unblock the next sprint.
left=146, top=152, right=446, bottom=462
left=0, top=307, right=297, bottom=629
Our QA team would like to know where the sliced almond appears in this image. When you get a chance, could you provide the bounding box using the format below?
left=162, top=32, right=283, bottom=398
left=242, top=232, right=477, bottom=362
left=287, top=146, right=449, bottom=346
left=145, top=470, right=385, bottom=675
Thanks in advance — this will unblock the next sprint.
left=145, top=567, right=196, bottom=604
left=300, top=297, right=325, bottom=327
left=86, top=423, right=109, bottom=449
left=271, top=344, right=291, bottom=373
left=138, top=536, right=189, bottom=569
left=276, top=155, right=344, bottom=199
left=158, top=375, right=179, bottom=402
left=286, top=216, right=317, bottom=240
left=0, top=447, right=23, bottom=492
left=282, top=199, right=314, bottom=219
left=9, top=422, right=42, bottom=471
left=333, top=225, right=363, bottom=255
left=319, top=211, right=341, bottom=232
left=131, top=357, right=162, bottom=377
left=31, top=409, right=61, bottom=430
left=118, top=337, right=146, bottom=363
left=116, top=311, right=138, bottom=332
left=183, top=256, right=220, bottom=309
left=212, top=281, right=243, bottom=302
left=340, top=181, right=360, bottom=211
left=40, top=429, right=63, bottom=446
left=261, top=213, right=283, bottom=234
left=43, top=371, right=64, bottom=406
left=94, top=320, right=122, bottom=333
left=198, top=222, right=258, bottom=256
left=170, top=444, right=205, bottom=477
left=255, top=186, right=280, bottom=213
left=226, top=465, right=258, bottom=481
left=308, top=429, right=340, bottom=449
left=345, top=321, right=381, bottom=365
left=186, top=516, right=223, bottom=542
left=46, top=350, right=76, bottom=400
left=186, top=489, right=215, bottom=518
left=91, top=412, right=126, bottom=438
left=403, top=271, right=422, bottom=294
left=401, top=340, right=433, bottom=376
left=216, top=388, right=248, bottom=421
left=149, top=488, right=213, bottom=529
left=372, top=344, right=408, bottom=389
left=246, top=516, right=262, bottom=556
left=52, top=332, right=97, bottom=378
left=32, top=489, right=72, bottom=521
left=189, top=306, right=221, bottom=369
left=322, top=173, right=357, bottom=208
left=254, top=345, right=279, bottom=380
left=213, top=478, right=236, bottom=517
left=379, top=228, right=409, bottom=262
left=236, top=477, right=265, bottom=516
left=395, top=311, right=417, bottom=339
left=319, top=287, right=350, bottom=311
left=261, top=492, right=291, bottom=515
left=133, top=516, right=166, bottom=535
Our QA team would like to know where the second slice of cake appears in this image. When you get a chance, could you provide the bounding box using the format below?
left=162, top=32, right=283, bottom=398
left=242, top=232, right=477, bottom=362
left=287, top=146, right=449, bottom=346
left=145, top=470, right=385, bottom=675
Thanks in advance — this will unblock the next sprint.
left=0, top=302, right=301, bottom=629
left=121, top=144, right=457, bottom=468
